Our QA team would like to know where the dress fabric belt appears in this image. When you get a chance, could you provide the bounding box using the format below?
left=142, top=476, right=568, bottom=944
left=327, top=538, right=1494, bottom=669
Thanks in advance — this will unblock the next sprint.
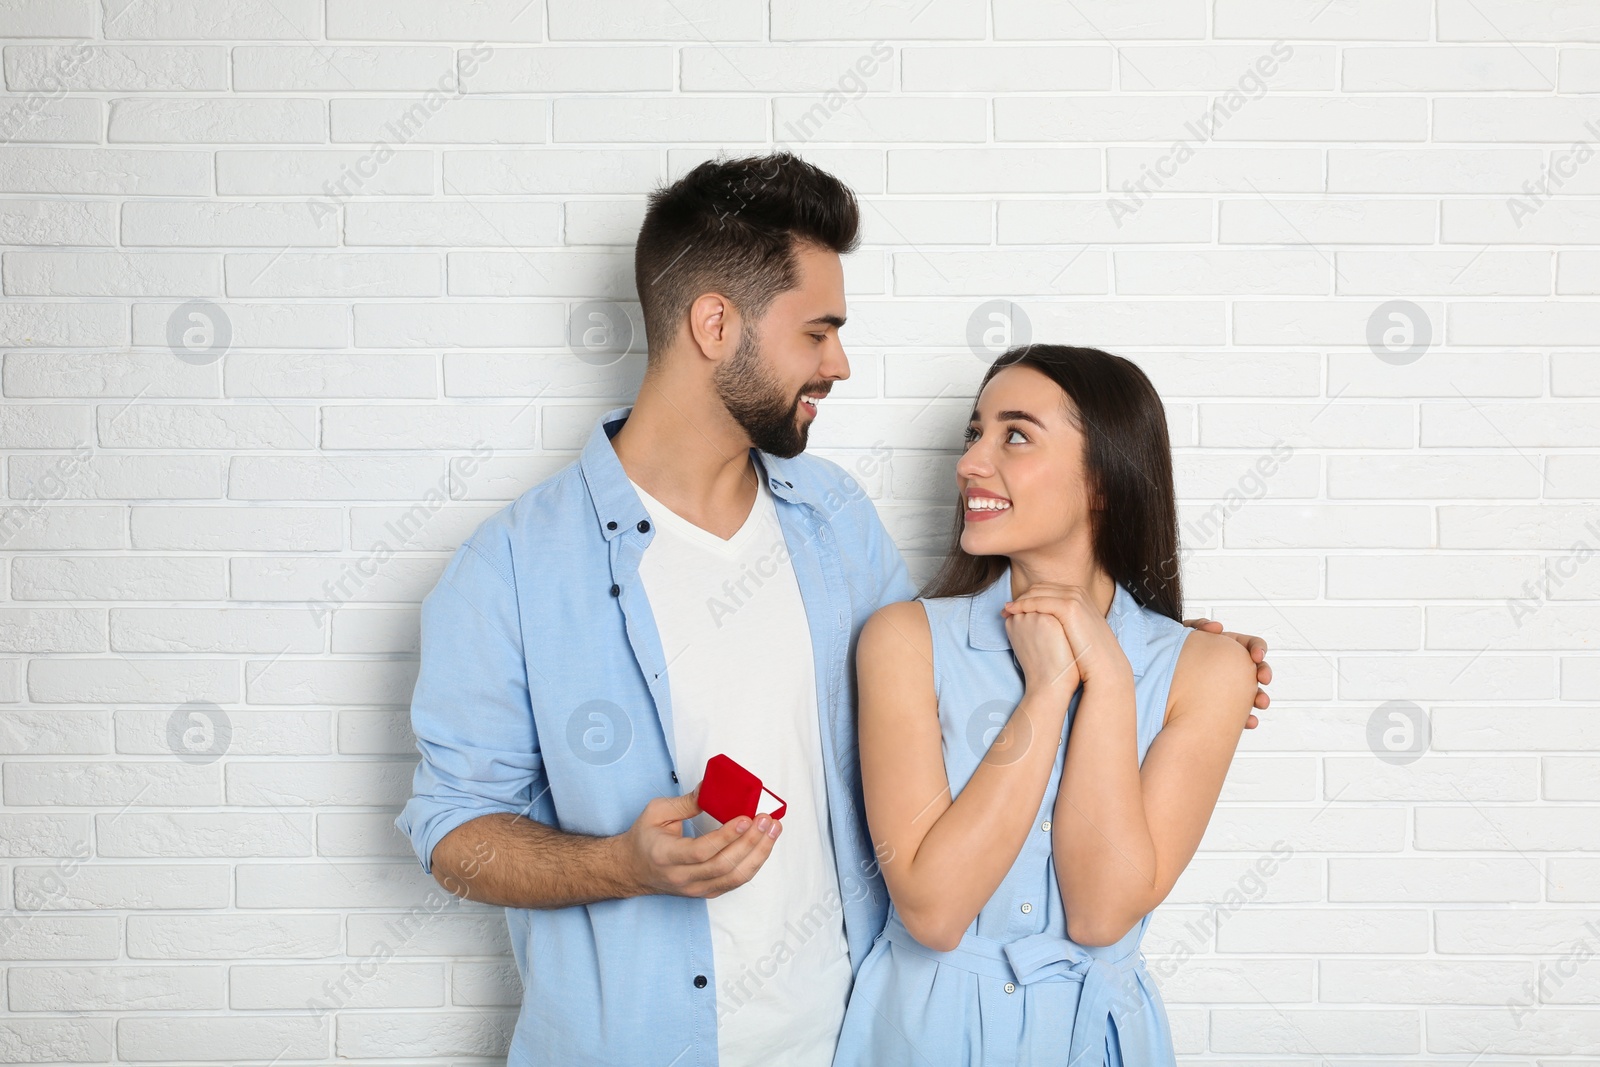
left=880, top=912, right=1156, bottom=1067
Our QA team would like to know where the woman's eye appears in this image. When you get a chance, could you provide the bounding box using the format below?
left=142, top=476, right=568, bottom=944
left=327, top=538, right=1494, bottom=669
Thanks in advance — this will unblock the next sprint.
left=1007, top=428, right=1028, bottom=444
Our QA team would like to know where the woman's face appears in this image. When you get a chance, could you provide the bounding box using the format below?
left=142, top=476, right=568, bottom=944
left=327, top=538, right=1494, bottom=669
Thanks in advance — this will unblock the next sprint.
left=955, top=363, right=1095, bottom=559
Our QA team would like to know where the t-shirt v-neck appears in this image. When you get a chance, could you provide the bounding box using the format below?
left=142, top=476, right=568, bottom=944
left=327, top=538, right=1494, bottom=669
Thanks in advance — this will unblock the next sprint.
left=626, top=476, right=767, bottom=554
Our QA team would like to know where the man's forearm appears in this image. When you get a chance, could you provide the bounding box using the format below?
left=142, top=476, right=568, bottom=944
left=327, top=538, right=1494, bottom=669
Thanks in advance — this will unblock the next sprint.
left=432, top=812, right=640, bottom=909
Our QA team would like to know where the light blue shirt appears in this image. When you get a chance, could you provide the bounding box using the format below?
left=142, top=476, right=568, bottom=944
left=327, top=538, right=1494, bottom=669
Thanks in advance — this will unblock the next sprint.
left=396, top=405, right=913, bottom=1066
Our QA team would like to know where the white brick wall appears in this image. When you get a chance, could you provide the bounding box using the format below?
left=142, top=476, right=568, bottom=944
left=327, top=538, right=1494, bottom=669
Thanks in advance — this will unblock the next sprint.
left=1, top=0, right=1597, bottom=1062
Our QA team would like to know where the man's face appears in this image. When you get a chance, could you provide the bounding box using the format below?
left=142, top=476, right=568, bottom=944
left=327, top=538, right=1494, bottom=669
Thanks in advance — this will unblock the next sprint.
left=713, top=241, right=850, bottom=458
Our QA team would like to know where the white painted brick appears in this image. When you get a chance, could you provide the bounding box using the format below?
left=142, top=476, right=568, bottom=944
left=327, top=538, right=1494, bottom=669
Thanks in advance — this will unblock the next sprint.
left=224, top=253, right=439, bottom=299
left=0, top=0, right=94, bottom=36
left=126, top=913, right=341, bottom=959
left=316, top=810, right=414, bottom=855
left=224, top=352, right=438, bottom=397
left=1000, top=199, right=1213, bottom=244
left=109, top=98, right=326, bottom=143
left=327, top=0, right=543, bottom=41
left=688, top=46, right=897, bottom=92
left=0, top=710, right=109, bottom=754
left=557, top=96, right=763, bottom=143
left=443, top=148, right=660, bottom=194
left=1329, top=147, right=1545, bottom=193
left=353, top=301, right=564, bottom=347
left=336, top=1009, right=518, bottom=1059
left=123, top=201, right=337, bottom=247
left=10, top=965, right=225, bottom=1011
left=3, top=352, right=218, bottom=399
left=11, top=455, right=224, bottom=499
left=888, top=148, right=1099, bottom=194
left=345, top=201, right=559, bottom=246
left=548, top=1, right=761, bottom=42
left=1215, top=0, right=1431, bottom=41
left=993, top=1, right=1206, bottom=41
left=892, top=250, right=1107, bottom=296
left=216, top=150, right=434, bottom=197
left=0, top=148, right=209, bottom=195
left=6, top=45, right=228, bottom=91
left=1116, top=249, right=1329, bottom=294
left=110, top=607, right=322, bottom=653
left=446, top=250, right=632, bottom=296
left=0, top=1018, right=111, bottom=1063
left=227, top=456, right=448, bottom=501
left=1122, top=44, right=1334, bottom=90
left=14, top=862, right=230, bottom=909
left=106, top=0, right=319, bottom=39
left=230, top=961, right=443, bottom=1009
left=903, top=46, right=1110, bottom=91
left=236, top=862, right=433, bottom=908
left=27, top=658, right=237, bottom=704
left=232, top=46, right=455, bottom=91
left=1322, top=958, right=1532, bottom=1002
left=1345, top=46, right=1558, bottom=91
left=0, top=200, right=115, bottom=246
left=3, top=251, right=220, bottom=297
left=332, top=97, right=546, bottom=144
left=1213, top=1009, right=1419, bottom=1054
left=116, top=1015, right=329, bottom=1062
left=464, top=46, right=671, bottom=92
left=779, top=97, right=986, bottom=143
left=0, top=98, right=100, bottom=143
left=1440, top=0, right=1600, bottom=42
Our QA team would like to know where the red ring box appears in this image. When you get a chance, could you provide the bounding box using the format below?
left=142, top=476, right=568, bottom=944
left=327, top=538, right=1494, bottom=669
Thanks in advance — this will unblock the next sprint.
left=697, top=753, right=786, bottom=824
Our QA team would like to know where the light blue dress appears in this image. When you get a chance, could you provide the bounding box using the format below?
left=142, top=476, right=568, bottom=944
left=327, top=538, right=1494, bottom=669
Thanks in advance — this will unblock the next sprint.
left=833, top=565, right=1189, bottom=1067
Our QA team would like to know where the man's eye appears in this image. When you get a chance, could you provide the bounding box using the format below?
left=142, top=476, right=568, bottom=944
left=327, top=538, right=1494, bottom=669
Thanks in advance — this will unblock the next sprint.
left=810, top=333, right=826, bottom=342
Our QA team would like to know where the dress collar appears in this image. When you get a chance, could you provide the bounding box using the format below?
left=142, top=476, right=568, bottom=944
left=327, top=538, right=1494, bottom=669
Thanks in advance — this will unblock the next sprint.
left=966, top=565, right=1152, bottom=679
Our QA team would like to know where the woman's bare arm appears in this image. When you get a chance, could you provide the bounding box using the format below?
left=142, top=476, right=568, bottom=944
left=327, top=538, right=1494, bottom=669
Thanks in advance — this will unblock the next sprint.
left=1051, top=628, right=1257, bottom=945
left=856, top=601, right=1075, bottom=951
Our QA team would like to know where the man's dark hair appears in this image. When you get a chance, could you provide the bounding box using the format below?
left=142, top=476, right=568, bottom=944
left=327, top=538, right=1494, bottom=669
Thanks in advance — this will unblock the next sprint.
left=633, top=152, right=860, bottom=360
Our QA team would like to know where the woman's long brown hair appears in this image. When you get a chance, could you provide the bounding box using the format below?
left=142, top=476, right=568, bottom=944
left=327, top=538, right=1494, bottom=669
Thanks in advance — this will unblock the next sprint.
left=919, top=344, right=1183, bottom=623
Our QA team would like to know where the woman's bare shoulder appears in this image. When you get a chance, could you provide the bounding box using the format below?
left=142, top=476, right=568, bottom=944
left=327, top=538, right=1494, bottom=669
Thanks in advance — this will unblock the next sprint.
left=1166, top=627, right=1257, bottom=726
left=860, top=599, right=933, bottom=664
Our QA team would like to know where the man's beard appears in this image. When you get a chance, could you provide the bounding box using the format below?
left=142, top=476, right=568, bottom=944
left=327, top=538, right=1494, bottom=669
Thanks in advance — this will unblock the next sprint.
left=713, top=322, right=820, bottom=459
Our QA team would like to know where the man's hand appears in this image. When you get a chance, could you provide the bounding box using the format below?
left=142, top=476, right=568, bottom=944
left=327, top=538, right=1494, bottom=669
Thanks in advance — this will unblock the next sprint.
left=1182, top=618, right=1271, bottom=729
left=616, top=785, right=783, bottom=899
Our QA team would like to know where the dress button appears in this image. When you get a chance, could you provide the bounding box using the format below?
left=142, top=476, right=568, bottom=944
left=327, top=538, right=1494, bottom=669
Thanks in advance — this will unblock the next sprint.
left=637, top=519, right=650, bottom=533
left=694, top=974, right=707, bottom=989
left=1020, top=902, right=1032, bottom=914
left=1003, top=982, right=1016, bottom=994
left=1041, top=820, right=1051, bottom=832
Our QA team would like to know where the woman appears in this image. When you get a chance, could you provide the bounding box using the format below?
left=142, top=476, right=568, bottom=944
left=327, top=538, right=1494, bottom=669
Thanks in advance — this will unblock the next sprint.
left=832, top=345, right=1259, bottom=1067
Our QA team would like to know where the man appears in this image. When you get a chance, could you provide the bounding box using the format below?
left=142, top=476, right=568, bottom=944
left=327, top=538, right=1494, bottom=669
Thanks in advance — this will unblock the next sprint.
left=395, top=152, right=1270, bottom=1066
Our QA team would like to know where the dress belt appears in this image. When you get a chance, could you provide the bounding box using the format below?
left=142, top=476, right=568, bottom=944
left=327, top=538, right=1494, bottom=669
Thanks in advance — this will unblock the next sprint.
left=880, top=911, right=1157, bottom=1067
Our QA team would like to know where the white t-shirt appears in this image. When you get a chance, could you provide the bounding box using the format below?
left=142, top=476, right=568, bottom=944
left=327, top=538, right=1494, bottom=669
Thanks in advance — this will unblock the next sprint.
left=629, top=473, right=852, bottom=1067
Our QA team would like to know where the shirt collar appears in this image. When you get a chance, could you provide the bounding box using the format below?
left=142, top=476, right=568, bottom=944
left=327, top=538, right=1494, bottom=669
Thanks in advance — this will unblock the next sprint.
left=578, top=405, right=817, bottom=541
left=967, top=565, right=1152, bottom=679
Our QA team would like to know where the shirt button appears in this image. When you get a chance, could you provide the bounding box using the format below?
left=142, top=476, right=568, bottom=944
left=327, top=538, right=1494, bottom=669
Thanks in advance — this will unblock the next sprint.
left=609, top=584, right=620, bottom=597
left=694, top=974, right=707, bottom=989
left=671, top=771, right=679, bottom=783
left=606, top=521, right=617, bottom=531
left=1041, top=820, right=1051, bottom=832
left=1020, top=902, right=1032, bottom=914
left=1003, top=982, right=1016, bottom=994
left=637, top=520, right=650, bottom=533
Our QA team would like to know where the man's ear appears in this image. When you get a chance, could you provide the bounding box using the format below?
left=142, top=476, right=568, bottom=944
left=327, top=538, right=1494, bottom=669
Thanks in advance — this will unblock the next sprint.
left=687, top=292, right=736, bottom=363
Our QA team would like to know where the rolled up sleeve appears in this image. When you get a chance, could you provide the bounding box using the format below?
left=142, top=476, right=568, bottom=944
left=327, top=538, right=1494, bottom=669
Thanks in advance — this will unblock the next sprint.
left=396, top=534, right=544, bottom=875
